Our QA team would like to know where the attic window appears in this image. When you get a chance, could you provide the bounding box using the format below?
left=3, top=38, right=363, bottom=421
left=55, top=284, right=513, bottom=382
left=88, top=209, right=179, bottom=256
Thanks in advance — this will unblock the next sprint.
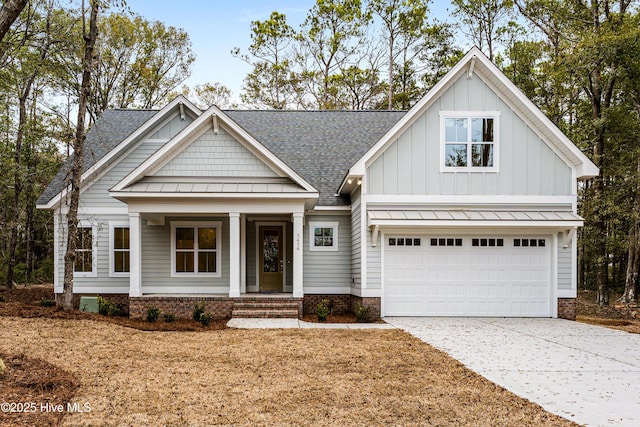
left=441, top=112, right=499, bottom=172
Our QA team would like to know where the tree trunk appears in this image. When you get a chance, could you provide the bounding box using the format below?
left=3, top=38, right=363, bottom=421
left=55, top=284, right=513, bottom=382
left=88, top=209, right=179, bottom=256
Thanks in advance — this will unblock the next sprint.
left=622, top=151, right=640, bottom=303
left=62, top=0, right=99, bottom=310
left=0, top=0, right=27, bottom=43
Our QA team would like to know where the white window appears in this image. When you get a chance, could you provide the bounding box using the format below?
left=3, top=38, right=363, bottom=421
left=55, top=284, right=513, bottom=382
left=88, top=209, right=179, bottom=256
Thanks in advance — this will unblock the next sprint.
left=171, top=221, right=222, bottom=277
left=109, top=222, right=130, bottom=277
left=74, top=222, right=97, bottom=277
left=309, top=222, right=338, bottom=251
left=440, top=111, right=499, bottom=171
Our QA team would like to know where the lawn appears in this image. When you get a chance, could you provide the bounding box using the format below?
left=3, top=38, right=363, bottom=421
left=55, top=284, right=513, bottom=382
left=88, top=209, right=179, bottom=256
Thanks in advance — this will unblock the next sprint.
left=0, top=316, right=575, bottom=426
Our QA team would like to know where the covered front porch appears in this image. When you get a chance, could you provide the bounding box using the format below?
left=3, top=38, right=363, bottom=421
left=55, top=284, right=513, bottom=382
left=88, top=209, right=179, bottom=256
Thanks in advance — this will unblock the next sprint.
left=123, top=198, right=309, bottom=299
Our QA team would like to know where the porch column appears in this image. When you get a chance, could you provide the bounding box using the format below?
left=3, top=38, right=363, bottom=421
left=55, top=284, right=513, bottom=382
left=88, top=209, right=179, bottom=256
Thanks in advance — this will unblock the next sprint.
left=129, top=213, right=142, bottom=297
left=229, top=212, right=241, bottom=298
left=292, top=212, right=304, bottom=298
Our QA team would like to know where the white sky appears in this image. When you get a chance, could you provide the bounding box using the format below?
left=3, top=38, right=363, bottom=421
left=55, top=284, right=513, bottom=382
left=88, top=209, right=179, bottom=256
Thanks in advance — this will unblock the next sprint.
left=130, top=0, right=456, bottom=103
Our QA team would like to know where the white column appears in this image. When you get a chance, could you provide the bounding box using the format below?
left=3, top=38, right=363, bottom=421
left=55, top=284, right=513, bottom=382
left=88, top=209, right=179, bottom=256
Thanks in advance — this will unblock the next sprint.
left=129, top=213, right=142, bottom=297
left=240, top=214, right=246, bottom=293
left=229, top=212, right=241, bottom=297
left=292, top=212, right=304, bottom=298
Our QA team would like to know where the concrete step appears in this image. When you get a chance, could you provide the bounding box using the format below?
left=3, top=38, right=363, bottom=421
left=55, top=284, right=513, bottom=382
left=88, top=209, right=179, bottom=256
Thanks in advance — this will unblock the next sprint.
left=231, top=309, right=299, bottom=319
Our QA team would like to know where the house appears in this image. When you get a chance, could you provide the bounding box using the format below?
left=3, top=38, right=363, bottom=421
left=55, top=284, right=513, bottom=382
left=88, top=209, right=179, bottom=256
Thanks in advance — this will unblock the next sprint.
left=37, top=47, right=598, bottom=320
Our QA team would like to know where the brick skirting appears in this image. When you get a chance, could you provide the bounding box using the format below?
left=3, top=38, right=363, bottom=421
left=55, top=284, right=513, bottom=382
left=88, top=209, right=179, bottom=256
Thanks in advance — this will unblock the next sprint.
left=55, top=293, right=130, bottom=315
left=557, top=298, right=576, bottom=320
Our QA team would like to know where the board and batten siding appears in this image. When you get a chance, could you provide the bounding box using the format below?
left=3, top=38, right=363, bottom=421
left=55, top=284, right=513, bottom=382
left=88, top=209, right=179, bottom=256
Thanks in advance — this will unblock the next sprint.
left=367, top=73, right=573, bottom=196
left=350, top=190, right=362, bottom=290
left=141, top=216, right=230, bottom=294
left=80, top=115, right=194, bottom=208
left=154, top=127, right=279, bottom=178
left=303, top=214, right=351, bottom=292
left=56, top=214, right=130, bottom=293
left=557, top=232, right=573, bottom=290
left=147, top=113, right=192, bottom=139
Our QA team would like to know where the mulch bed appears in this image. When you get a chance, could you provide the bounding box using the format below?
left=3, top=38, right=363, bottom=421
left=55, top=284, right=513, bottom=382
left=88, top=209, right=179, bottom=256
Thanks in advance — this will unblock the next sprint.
left=0, top=352, right=79, bottom=427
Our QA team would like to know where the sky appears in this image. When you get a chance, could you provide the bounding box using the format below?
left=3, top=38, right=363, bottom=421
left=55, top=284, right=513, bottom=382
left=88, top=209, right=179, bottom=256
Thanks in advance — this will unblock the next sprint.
left=130, top=0, right=455, bottom=103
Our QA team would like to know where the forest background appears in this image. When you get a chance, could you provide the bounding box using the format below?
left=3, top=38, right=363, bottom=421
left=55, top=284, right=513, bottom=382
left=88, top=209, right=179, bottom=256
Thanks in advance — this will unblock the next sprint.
left=1, top=0, right=638, bottom=307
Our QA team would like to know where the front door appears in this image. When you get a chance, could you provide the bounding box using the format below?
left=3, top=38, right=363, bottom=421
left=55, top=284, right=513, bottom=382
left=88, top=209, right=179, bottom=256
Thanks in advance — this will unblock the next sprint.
left=259, top=226, right=283, bottom=291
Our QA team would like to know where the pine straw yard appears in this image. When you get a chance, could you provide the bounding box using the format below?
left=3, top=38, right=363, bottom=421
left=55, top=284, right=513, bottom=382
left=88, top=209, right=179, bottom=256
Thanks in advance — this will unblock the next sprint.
left=0, top=317, right=576, bottom=426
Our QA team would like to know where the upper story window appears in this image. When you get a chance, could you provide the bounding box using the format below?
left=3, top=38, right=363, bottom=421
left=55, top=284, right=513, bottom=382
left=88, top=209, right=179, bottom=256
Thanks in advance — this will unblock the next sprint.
left=441, top=112, right=499, bottom=172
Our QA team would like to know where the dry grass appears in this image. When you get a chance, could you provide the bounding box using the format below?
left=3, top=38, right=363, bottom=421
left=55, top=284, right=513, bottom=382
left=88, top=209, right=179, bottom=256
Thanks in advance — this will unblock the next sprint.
left=0, top=317, right=576, bottom=426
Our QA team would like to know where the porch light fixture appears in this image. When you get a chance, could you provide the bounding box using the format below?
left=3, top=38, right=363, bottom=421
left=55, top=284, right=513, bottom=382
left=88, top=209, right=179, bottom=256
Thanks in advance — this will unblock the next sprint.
left=347, top=178, right=353, bottom=184
left=357, top=179, right=362, bottom=186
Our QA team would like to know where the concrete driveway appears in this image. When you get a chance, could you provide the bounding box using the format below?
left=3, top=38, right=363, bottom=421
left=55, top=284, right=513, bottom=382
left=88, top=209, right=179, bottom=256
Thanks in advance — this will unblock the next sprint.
left=385, top=317, right=640, bottom=427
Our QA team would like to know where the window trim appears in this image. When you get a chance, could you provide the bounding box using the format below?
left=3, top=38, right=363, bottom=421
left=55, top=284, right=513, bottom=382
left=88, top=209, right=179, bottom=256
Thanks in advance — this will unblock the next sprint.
left=73, top=221, right=97, bottom=278
left=109, top=221, right=130, bottom=278
left=440, top=111, right=500, bottom=172
left=170, top=221, right=222, bottom=278
left=309, top=221, right=339, bottom=252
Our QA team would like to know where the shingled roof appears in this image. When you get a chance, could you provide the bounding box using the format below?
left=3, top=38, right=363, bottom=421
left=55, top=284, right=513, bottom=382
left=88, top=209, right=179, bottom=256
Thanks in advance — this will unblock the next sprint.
left=225, top=110, right=406, bottom=205
left=38, top=108, right=406, bottom=207
left=37, top=109, right=158, bottom=205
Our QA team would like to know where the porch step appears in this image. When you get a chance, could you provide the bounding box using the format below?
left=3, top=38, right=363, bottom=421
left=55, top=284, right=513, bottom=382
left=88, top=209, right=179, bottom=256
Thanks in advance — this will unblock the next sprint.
left=231, top=301, right=300, bottom=319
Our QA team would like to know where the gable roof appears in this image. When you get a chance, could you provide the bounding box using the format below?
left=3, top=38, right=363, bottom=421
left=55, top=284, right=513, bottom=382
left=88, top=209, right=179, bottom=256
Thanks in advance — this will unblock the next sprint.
left=345, top=47, right=599, bottom=185
left=37, top=95, right=201, bottom=208
left=225, top=110, right=406, bottom=205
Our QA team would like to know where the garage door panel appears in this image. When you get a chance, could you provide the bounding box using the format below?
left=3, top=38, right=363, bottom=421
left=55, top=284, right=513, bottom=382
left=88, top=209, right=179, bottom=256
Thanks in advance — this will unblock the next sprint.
left=384, top=235, right=551, bottom=317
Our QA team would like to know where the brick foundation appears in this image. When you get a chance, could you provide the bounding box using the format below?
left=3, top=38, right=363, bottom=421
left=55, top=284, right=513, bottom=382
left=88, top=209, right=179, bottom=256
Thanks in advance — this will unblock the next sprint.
left=55, top=293, right=130, bottom=315
left=557, top=298, right=576, bottom=320
left=303, top=294, right=352, bottom=315
left=350, top=296, right=381, bottom=321
left=129, top=296, right=235, bottom=320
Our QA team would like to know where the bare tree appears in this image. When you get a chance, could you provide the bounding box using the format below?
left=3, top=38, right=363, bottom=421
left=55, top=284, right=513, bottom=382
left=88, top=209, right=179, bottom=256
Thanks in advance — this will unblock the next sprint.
left=61, top=0, right=98, bottom=310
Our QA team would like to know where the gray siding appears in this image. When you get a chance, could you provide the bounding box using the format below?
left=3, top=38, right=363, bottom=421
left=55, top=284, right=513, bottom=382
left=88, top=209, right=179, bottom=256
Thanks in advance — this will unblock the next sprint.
left=81, top=114, right=193, bottom=208
left=303, top=215, right=351, bottom=291
left=366, top=228, right=381, bottom=290
left=351, top=190, right=362, bottom=290
left=154, top=128, right=278, bottom=177
left=57, top=214, right=130, bottom=293
left=557, top=232, right=572, bottom=290
left=81, top=140, right=165, bottom=208
left=367, top=73, right=573, bottom=196
left=148, top=113, right=194, bottom=139
left=141, top=216, right=230, bottom=294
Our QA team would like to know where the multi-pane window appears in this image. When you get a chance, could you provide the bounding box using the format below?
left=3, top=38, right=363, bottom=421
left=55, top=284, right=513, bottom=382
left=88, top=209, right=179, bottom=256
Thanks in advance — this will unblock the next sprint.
left=430, top=238, right=462, bottom=247
left=75, top=227, right=93, bottom=273
left=514, top=238, right=546, bottom=247
left=113, top=227, right=130, bottom=273
left=389, top=238, right=421, bottom=247
left=173, top=223, right=220, bottom=275
left=442, top=113, right=498, bottom=170
left=310, top=222, right=338, bottom=251
left=472, top=238, right=504, bottom=247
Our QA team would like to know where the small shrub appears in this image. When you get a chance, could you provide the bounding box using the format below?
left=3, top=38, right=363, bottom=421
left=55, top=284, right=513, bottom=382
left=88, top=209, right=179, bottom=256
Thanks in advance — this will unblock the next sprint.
left=146, top=306, right=161, bottom=322
left=39, top=297, right=55, bottom=308
left=97, top=296, right=121, bottom=317
left=199, top=311, right=213, bottom=326
left=163, top=313, right=176, bottom=323
left=316, top=299, right=330, bottom=321
left=0, top=295, right=7, bottom=303
left=193, top=302, right=206, bottom=321
left=355, top=303, right=370, bottom=323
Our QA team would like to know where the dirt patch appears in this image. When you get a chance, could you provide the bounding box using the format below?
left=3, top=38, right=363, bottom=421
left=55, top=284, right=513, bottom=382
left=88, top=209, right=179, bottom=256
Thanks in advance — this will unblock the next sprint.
left=577, top=290, right=640, bottom=334
left=0, top=317, right=577, bottom=426
left=0, top=285, right=226, bottom=331
left=0, top=352, right=79, bottom=427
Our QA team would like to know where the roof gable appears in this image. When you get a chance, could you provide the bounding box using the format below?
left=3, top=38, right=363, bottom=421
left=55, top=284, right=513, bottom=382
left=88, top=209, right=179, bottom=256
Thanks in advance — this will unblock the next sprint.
left=112, top=106, right=319, bottom=194
left=36, top=95, right=201, bottom=208
left=345, top=47, right=598, bottom=187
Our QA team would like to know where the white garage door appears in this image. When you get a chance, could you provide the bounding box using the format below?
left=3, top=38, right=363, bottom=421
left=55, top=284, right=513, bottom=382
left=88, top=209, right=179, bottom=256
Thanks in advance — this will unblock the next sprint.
left=384, top=236, right=551, bottom=317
